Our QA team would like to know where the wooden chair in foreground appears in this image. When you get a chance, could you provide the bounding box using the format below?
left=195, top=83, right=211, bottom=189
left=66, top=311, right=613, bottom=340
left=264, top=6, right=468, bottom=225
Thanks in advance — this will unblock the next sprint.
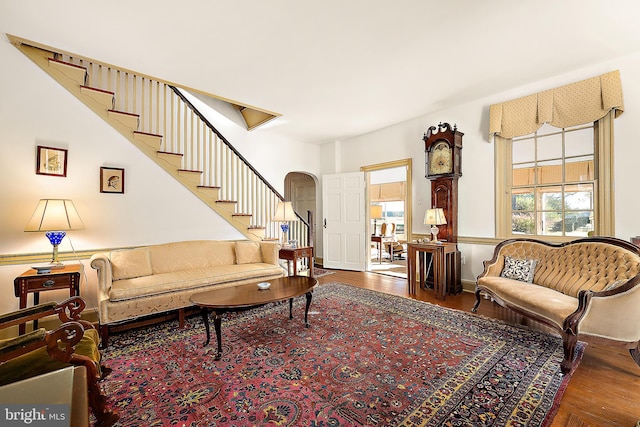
left=0, top=296, right=118, bottom=427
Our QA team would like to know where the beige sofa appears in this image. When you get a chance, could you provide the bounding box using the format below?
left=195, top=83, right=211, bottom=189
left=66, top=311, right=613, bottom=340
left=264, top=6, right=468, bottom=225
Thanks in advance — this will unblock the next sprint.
left=90, top=240, right=285, bottom=345
left=473, top=237, right=640, bottom=374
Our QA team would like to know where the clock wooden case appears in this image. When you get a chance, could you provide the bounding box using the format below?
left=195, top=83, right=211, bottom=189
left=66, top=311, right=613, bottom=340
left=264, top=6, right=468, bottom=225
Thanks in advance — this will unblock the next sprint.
left=423, top=122, right=463, bottom=243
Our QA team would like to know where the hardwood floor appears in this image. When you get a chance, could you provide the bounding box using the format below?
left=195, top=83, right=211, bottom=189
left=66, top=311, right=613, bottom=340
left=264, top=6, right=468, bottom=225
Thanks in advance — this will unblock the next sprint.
left=316, top=269, right=640, bottom=427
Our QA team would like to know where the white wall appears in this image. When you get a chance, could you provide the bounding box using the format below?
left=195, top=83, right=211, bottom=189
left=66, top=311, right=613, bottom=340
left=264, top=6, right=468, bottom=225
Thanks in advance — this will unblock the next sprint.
left=2, top=30, right=640, bottom=319
left=0, top=37, right=320, bottom=317
left=334, top=52, right=640, bottom=282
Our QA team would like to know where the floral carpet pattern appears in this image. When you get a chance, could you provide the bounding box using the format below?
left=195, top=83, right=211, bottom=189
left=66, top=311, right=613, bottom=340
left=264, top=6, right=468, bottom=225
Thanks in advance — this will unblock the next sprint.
left=101, top=283, right=582, bottom=426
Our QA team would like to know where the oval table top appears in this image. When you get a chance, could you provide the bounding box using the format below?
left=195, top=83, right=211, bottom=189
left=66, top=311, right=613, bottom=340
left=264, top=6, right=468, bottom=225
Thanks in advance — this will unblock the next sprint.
left=189, top=276, right=318, bottom=310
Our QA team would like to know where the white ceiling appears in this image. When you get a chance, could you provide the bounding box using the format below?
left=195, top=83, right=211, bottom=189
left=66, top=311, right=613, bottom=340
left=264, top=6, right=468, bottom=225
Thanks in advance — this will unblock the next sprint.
left=3, top=0, right=640, bottom=144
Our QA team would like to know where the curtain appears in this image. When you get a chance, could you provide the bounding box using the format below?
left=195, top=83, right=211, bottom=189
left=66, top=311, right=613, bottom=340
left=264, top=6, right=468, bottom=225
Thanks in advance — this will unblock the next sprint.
left=370, top=181, right=405, bottom=202
left=489, top=70, right=623, bottom=140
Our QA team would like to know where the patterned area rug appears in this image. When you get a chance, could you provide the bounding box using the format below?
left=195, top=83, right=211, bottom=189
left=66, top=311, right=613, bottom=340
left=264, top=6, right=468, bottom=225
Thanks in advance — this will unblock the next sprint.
left=100, top=282, right=582, bottom=426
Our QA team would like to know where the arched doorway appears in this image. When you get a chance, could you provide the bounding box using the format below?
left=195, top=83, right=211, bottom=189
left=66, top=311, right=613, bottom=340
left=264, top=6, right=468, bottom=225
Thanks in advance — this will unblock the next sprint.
left=284, top=172, right=318, bottom=250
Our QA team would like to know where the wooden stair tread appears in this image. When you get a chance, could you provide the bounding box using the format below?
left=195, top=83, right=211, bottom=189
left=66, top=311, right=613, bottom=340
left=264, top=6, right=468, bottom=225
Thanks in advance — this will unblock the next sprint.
left=177, top=169, right=202, bottom=173
left=48, top=58, right=86, bottom=71
left=216, top=200, right=237, bottom=204
left=80, top=85, right=114, bottom=96
left=232, top=213, right=252, bottom=217
left=197, top=185, right=220, bottom=189
left=108, top=109, right=139, bottom=118
left=157, top=151, right=183, bottom=156
left=133, top=130, right=162, bottom=137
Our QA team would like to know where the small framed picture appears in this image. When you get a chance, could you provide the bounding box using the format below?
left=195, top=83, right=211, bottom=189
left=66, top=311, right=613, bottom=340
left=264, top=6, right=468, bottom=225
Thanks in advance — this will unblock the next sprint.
left=100, top=167, right=125, bottom=194
left=36, top=146, right=68, bottom=177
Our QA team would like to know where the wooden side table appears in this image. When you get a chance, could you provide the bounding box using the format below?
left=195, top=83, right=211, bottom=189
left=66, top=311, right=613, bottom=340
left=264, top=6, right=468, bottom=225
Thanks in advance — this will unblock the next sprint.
left=14, top=263, right=83, bottom=335
left=407, top=242, right=460, bottom=300
left=279, top=246, right=314, bottom=277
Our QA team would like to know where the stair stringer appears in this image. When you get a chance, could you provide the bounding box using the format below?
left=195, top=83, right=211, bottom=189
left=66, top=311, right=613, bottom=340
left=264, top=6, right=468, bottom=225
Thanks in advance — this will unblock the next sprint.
left=10, top=38, right=265, bottom=241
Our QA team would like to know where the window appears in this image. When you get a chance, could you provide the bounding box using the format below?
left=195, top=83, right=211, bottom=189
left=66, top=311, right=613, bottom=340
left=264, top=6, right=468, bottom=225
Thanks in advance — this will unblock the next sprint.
left=380, top=201, right=405, bottom=238
left=511, top=123, right=594, bottom=237
left=496, top=113, right=615, bottom=240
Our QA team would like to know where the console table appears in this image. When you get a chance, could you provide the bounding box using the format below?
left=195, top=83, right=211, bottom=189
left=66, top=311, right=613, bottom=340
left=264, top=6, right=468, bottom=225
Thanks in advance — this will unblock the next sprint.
left=407, top=242, right=460, bottom=299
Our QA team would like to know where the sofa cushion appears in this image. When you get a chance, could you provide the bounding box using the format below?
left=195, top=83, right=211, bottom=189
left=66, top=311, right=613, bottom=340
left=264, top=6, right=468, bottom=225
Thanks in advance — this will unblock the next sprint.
left=501, top=256, right=537, bottom=283
left=236, top=241, right=262, bottom=264
left=111, top=248, right=152, bottom=281
left=478, top=276, right=579, bottom=329
left=109, top=263, right=284, bottom=301
left=149, top=241, right=236, bottom=274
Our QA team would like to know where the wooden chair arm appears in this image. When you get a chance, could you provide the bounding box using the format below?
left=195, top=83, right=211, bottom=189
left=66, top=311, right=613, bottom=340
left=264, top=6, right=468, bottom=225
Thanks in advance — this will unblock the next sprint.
left=0, top=329, right=47, bottom=362
left=44, top=321, right=85, bottom=363
left=0, top=321, right=84, bottom=364
left=54, top=296, right=87, bottom=322
left=0, top=297, right=91, bottom=332
left=0, top=303, right=58, bottom=330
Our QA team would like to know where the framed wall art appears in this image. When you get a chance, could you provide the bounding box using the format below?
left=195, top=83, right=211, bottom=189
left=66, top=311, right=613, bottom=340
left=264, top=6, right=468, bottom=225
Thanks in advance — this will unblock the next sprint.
left=100, top=167, right=125, bottom=194
left=36, top=146, right=68, bottom=177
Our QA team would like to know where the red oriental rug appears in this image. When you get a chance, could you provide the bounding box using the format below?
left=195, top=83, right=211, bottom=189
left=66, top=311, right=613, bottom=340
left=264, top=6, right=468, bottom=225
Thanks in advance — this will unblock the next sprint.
left=99, top=283, right=582, bottom=426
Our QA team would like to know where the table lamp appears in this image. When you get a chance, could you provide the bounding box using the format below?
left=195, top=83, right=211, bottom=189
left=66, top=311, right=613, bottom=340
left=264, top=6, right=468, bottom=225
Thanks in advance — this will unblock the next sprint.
left=25, top=199, right=84, bottom=265
left=272, top=201, right=297, bottom=245
left=424, top=208, right=447, bottom=243
left=370, top=205, right=383, bottom=235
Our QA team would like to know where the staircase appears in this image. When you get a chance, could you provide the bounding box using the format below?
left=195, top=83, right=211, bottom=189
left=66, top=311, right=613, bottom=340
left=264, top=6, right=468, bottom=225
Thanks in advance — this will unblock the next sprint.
left=9, top=34, right=309, bottom=245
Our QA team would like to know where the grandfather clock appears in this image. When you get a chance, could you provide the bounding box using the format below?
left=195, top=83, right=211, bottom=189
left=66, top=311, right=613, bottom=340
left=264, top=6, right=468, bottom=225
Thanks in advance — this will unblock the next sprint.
left=423, top=122, right=463, bottom=243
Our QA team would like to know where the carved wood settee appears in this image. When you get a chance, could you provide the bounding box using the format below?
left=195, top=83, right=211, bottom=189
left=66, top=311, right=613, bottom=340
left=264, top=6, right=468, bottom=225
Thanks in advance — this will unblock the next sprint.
left=473, top=237, right=640, bottom=374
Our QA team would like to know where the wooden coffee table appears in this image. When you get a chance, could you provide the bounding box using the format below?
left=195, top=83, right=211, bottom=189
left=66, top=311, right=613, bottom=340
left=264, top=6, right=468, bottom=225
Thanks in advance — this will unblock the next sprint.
left=189, top=276, right=318, bottom=360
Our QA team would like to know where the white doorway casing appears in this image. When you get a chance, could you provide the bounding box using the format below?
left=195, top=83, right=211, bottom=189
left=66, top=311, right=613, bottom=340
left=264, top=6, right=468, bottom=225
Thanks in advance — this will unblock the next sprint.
left=362, top=159, right=412, bottom=273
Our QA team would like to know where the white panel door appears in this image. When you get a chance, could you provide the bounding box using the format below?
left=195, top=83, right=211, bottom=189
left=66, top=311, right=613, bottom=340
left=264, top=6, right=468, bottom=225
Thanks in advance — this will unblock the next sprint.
left=322, top=172, right=366, bottom=270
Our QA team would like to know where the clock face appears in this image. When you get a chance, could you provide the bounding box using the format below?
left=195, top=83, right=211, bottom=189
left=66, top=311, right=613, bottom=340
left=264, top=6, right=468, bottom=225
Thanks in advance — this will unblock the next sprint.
left=429, top=141, right=453, bottom=175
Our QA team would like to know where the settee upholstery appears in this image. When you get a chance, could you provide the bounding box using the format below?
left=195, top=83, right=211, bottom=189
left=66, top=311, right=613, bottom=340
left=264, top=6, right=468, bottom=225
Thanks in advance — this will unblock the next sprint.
left=90, top=240, right=285, bottom=345
left=472, top=237, right=640, bottom=374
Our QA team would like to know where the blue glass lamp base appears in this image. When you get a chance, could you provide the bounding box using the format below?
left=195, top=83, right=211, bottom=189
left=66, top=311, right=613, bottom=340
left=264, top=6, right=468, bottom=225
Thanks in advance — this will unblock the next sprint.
left=280, top=223, right=289, bottom=245
left=45, top=231, right=66, bottom=265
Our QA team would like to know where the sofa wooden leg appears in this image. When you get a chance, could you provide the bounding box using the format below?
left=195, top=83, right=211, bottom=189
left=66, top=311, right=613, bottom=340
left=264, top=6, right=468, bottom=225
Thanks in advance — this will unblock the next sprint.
left=471, top=289, right=482, bottom=313
left=99, top=324, right=109, bottom=348
left=178, top=308, right=185, bottom=328
left=561, top=332, right=578, bottom=375
left=629, top=342, right=640, bottom=368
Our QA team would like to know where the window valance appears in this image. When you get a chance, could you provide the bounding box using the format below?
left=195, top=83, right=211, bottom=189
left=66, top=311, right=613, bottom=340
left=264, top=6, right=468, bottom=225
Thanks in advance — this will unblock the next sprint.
left=370, top=181, right=405, bottom=202
left=489, top=70, right=624, bottom=140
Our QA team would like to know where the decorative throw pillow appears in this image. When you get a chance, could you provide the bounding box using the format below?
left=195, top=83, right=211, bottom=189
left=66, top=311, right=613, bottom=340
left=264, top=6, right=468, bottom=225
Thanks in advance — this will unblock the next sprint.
left=236, top=241, right=263, bottom=264
left=111, top=248, right=152, bottom=280
left=500, top=256, right=537, bottom=283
